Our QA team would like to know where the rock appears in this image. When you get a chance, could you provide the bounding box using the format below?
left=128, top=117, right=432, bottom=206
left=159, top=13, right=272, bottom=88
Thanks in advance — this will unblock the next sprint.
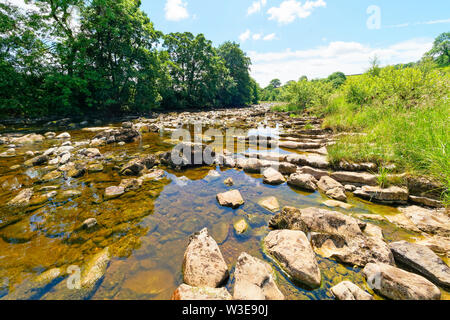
left=262, top=167, right=285, bottom=185
left=43, top=147, right=57, bottom=157
left=344, top=184, right=357, bottom=192
left=56, top=132, right=71, bottom=139
left=389, top=241, right=450, bottom=288
left=44, top=132, right=56, bottom=138
left=354, top=186, right=409, bottom=204
left=82, top=218, right=97, bottom=229
left=139, top=168, right=165, bottom=181
left=25, top=151, right=35, bottom=157
left=264, top=230, right=321, bottom=288
left=330, top=281, right=374, bottom=300
left=269, top=207, right=394, bottom=267
left=317, top=176, right=347, bottom=202
left=120, top=155, right=157, bottom=176
left=287, top=173, right=318, bottom=191
left=407, top=176, right=444, bottom=200
left=93, top=127, right=141, bottom=144
left=285, top=153, right=329, bottom=169
left=104, top=186, right=125, bottom=200
left=11, top=133, right=45, bottom=144
left=233, top=252, right=284, bottom=300
left=409, top=195, right=443, bottom=208
left=87, top=163, right=104, bottom=173
left=323, top=200, right=353, bottom=210
left=216, top=190, right=244, bottom=209
left=79, top=148, right=102, bottom=158
left=416, top=236, right=450, bottom=255
left=172, top=284, right=232, bottom=300
left=182, top=228, right=228, bottom=288
left=41, top=170, right=62, bottom=182
left=159, top=142, right=215, bottom=169
left=89, top=138, right=106, bottom=147
left=223, top=177, right=234, bottom=186
left=297, top=166, right=329, bottom=180
left=24, top=154, right=48, bottom=167
left=362, top=263, right=441, bottom=300
left=66, top=163, right=87, bottom=178
left=234, top=219, right=248, bottom=234
left=56, top=190, right=82, bottom=201
left=330, top=171, right=378, bottom=186
left=119, top=178, right=142, bottom=192
left=7, top=188, right=33, bottom=207
left=399, top=206, right=450, bottom=236
left=385, top=213, right=421, bottom=233
left=258, top=196, right=280, bottom=213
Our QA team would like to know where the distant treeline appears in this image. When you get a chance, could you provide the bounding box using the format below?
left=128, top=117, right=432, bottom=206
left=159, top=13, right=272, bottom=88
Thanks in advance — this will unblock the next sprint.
left=0, top=0, right=259, bottom=118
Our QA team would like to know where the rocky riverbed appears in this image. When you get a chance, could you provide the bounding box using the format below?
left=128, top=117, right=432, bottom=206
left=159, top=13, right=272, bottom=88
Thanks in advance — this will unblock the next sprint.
left=0, top=104, right=448, bottom=300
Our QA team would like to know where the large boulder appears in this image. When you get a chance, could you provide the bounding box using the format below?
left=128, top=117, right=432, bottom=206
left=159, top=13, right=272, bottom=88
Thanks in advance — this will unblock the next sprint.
left=389, top=241, right=450, bottom=288
left=269, top=207, right=394, bottom=267
left=182, top=228, right=229, bottom=288
left=216, top=190, right=244, bottom=209
left=330, top=281, right=374, bottom=300
left=354, top=186, right=408, bottom=204
left=264, top=230, right=321, bottom=288
left=287, top=173, right=318, bottom=191
left=362, top=263, right=441, bottom=300
left=233, top=252, right=284, bottom=300
left=262, top=167, right=285, bottom=185
left=172, top=284, right=232, bottom=300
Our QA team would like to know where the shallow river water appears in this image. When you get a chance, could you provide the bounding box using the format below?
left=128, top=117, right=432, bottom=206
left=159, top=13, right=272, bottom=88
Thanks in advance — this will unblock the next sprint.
left=0, top=119, right=448, bottom=300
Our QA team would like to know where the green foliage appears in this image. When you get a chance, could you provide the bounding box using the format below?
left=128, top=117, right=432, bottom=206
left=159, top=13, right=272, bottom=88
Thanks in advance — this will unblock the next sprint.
left=426, top=32, right=450, bottom=66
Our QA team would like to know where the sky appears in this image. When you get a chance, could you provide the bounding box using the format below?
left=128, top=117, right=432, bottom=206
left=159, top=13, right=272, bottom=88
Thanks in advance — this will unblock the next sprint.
left=5, top=0, right=450, bottom=87
left=142, top=0, right=450, bottom=87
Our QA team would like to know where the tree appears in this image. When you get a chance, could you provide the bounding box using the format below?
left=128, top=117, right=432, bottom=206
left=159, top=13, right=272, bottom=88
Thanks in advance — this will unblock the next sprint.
left=426, top=32, right=450, bottom=66
left=327, top=71, right=347, bottom=88
left=269, top=78, right=282, bottom=89
left=217, top=42, right=252, bottom=106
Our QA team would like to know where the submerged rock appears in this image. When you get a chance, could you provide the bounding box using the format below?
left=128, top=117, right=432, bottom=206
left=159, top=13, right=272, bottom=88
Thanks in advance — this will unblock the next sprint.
left=233, top=252, right=284, bottom=300
left=7, top=188, right=33, bottom=207
left=389, top=241, right=450, bottom=288
left=104, top=186, right=125, bottom=200
left=362, top=263, right=441, bottom=300
left=223, top=177, right=234, bottom=186
left=264, top=230, right=321, bottom=288
left=182, top=228, right=228, bottom=288
left=234, top=219, right=248, bottom=234
left=24, top=154, right=48, bottom=167
left=258, top=196, right=280, bottom=213
left=216, top=190, right=244, bottom=209
left=330, top=281, right=374, bottom=300
left=172, top=284, right=232, bottom=300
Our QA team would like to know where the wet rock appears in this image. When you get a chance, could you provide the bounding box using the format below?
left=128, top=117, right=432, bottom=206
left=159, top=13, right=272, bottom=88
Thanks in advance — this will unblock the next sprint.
left=79, top=148, right=102, bottom=158
left=25, top=151, right=35, bottom=157
left=87, top=163, right=104, bottom=173
left=11, top=133, right=45, bottom=144
left=264, top=230, right=321, bottom=288
left=66, top=163, right=87, bottom=178
left=56, top=190, right=82, bottom=201
left=258, top=196, right=280, bottom=213
left=223, top=177, right=234, bottom=186
left=233, top=252, right=284, bottom=300
left=234, top=219, right=248, bottom=234
left=56, top=132, right=71, bottom=139
left=344, top=184, right=357, bottom=192
left=323, top=200, right=353, bottom=210
left=41, top=170, right=62, bottom=182
left=384, top=213, right=420, bottom=233
left=172, top=284, right=232, bottom=300
left=159, top=142, right=215, bottom=169
left=89, top=138, right=106, bottom=147
left=182, top=228, right=228, bottom=288
left=389, top=241, right=450, bottom=288
left=398, top=206, right=450, bottom=236
left=120, top=155, right=156, bottom=176
left=354, top=186, right=409, bottom=204
left=287, top=173, right=318, bottom=191
left=317, top=176, right=347, bottom=202
left=216, top=190, right=244, bottom=209
left=119, top=178, right=142, bottom=192
left=93, top=128, right=140, bottom=144
left=362, top=263, right=441, bottom=300
left=330, top=281, right=374, bottom=300
left=330, top=171, right=378, bottom=186
left=24, top=154, right=48, bottom=167
left=104, top=186, right=125, bottom=200
left=139, top=168, right=165, bottom=181
left=43, top=147, right=57, bottom=157
left=262, top=167, right=285, bottom=185
left=7, top=188, right=33, bottom=207
left=238, top=158, right=271, bottom=173
left=44, top=132, right=55, bottom=138
left=82, top=218, right=98, bottom=229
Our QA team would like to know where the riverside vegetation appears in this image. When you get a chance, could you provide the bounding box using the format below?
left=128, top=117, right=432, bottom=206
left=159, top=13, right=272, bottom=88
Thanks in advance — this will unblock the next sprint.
left=0, top=1, right=449, bottom=301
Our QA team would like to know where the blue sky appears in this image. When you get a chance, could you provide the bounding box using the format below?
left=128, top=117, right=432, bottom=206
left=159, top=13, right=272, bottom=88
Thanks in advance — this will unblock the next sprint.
left=142, top=0, right=450, bottom=86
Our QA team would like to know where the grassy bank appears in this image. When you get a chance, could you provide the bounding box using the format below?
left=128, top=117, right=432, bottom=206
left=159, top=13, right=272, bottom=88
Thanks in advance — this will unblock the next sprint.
left=271, top=62, right=450, bottom=204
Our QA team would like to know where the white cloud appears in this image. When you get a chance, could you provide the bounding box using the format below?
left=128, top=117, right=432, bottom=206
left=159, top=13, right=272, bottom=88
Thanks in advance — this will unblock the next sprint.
left=2, top=0, right=38, bottom=11
left=239, top=29, right=251, bottom=42
left=252, top=33, right=262, bottom=40
left=165, top=0, right=189, bottom=21
left=267, top=0, right=326, bottom=24
left=263, top=33, right=277, bottom=41
left=249, top=38, right=433, bottom=87
left=247, top=0, right=267, bottom=16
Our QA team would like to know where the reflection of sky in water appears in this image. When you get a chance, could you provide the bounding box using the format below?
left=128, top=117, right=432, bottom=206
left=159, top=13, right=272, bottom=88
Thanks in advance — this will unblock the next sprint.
left=247, top=123, right=280, bottom=138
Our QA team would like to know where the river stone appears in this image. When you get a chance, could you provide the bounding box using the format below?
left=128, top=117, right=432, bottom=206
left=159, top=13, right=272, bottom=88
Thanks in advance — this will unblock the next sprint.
left=234, top=219, right=248, bottom=234
left=182, top=228, right=229, bottom=288
left=287, top=173, right=318, bottom=191
left=172, top=284, right=232, bottom=300
left=317, top=176, right=347, bottom=202
left=384, top=213, right=421, bottom=233
left=216, top=190, right=244, bottom=209
left=104, top=186, right=125, bottom=200
left=56, top=132, right=71, bottom=139
left=223, top=177, right=234, bottom=186
left=354, top=186, right=408, bottom=204
left=139, top=168, right=165, bottom=181
left=298, top=166, right=329, bottom=180
left=7, top=188, right=33, bottom=207
left=41, top=170, right=62, bottom=182
left=11, top=133, right=45, bottom=144
left=323, top=200, right=353, bottom=210
left=285, top=153, right=329, bottom=169
left=389, top=241, right=450, bottom=288
left=330, top=171, right=378, bottom=186
left=233, top=252, right=284, bottom=300
left=264, top=230, right=321, bottom=288
left=119, top=178, right=142, bottom=192
left=79, top=148, right=102, bottom=158
left=330, top=281, right=374, bottom=300
left=82, top=218, right=98, bottom=229
left=398, top=206, right=450, bottom=236
left=362, top=263, right=441, bottom=300
left=408, top=195, right=443, bottom=208
left=262, top=167, right=285, bottom=185
left=416, top=236, right=450, bottom=255
left=258, top=196, right=280, bottom=212
left=120, top=155, right=156, bottom=176
left=24, top=154, right=48, bottom=167
left=87, top=163, right=104, bottom=173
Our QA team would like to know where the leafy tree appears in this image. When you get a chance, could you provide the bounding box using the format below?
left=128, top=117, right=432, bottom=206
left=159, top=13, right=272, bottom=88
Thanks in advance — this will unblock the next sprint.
left=269, top=78, right=282, bottom=89
left=426, top=32, right=450, bottom=66
left=327, top=71, right=347, bottom=88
